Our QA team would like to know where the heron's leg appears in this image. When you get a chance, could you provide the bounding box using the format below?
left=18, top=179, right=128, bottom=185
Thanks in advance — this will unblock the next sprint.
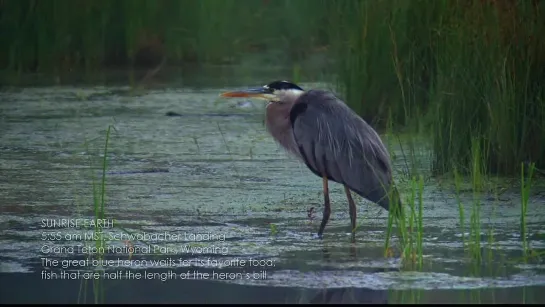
left=344, top=185, right=357, bottom=237
left=317, top=175, right=331, bottom=239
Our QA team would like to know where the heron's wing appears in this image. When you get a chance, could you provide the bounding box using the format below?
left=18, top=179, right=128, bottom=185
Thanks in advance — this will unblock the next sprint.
left=290, top=90, right=395, bottom=210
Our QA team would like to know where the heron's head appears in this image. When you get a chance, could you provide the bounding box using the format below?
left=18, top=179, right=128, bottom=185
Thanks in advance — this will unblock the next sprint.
left=220, top=80, right=304, bottom=105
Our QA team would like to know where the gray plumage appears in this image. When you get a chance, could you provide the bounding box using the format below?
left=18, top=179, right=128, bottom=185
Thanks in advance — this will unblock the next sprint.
left=291, top=89, right=394, bottom=211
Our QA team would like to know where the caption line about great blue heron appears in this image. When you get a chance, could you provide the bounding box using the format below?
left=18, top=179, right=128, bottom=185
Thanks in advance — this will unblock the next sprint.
left=39, top=218, right=274, bottom=281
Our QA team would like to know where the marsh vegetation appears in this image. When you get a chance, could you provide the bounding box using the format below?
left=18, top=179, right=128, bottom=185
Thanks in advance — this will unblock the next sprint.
left=1, top=0, right=544, bottom=304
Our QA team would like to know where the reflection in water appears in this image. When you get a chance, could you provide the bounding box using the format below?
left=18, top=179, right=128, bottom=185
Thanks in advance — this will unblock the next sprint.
left=322, top=247, right=331, bottom=263
left=1, top=270, right=541, bottom=304
left=0, top=269, right=391, bottom=304
left=321, top=245, right=358, bottom=263
left=350, top=243, right=357, bottom=261
left=308, top=287, right=388, bottom=304
left=388, top=286, right=544, bottom=304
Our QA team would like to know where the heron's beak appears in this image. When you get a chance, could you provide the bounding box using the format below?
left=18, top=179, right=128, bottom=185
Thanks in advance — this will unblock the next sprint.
left=220, top=88, right=275, bottom=101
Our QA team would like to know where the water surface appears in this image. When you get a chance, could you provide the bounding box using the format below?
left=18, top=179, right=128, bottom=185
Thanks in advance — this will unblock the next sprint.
left=0, top=83, right=544, bottom=304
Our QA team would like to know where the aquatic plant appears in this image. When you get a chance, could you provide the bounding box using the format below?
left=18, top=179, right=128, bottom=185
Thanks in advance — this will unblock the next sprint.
left=269, top=223, right=279, bottom=236
left=79, top=125, right=112, bottom=304
left=520, top=162, right=535, bottom=259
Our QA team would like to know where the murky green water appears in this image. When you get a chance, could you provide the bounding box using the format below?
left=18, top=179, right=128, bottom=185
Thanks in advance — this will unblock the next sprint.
left=0, top=80, right=544, bottom=303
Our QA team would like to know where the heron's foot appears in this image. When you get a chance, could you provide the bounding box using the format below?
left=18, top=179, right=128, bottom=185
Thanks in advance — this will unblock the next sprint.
left=312, top=233, right=323, bottom=240
left=317, top=203, right=331, bottom=241
left=312, top=232, right=324, bottom=240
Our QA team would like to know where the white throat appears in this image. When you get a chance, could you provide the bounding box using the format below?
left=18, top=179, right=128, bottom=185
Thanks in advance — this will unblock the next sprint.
left=273, top=89, right=304, bottom=102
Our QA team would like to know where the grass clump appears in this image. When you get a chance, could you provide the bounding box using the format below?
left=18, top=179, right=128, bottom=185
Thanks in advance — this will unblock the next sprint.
left=78, top=125, right=113, bottom=304
left=520, top=162, right=535, bottom=259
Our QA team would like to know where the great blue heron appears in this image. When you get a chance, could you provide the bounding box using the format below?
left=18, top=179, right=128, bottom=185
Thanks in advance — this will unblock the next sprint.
left=220, top=80, right=402, bottom=239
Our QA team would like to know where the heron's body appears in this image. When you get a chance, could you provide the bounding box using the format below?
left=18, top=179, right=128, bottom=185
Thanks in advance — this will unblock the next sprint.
left=266, top=89, right=394, bottom=211
left=221, top=81, right=400, bottom=239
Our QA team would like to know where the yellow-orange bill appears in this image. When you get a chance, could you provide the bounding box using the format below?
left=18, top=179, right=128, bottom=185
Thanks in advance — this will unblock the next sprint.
left=220, top=87, right=270, bottom=98
left=220, top=91, right=253, bottom=98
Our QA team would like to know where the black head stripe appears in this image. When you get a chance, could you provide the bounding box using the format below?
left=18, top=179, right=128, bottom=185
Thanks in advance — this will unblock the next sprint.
left=265, top=80, right=304, bottom=91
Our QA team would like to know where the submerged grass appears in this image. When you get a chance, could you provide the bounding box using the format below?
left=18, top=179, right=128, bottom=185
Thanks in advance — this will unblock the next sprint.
left=396, top=175, right=425, bottom=269
left=76, top=125, right=170, bottom=303
left=78, top=125, right=112, bottom=304
left=469, top=138, right=484, bottom=266
left=520, top=162, right=535, bottom=259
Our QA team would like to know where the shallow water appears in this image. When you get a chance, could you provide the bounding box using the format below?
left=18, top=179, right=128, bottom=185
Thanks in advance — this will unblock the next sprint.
left=0, top=84, right=544, bottom=304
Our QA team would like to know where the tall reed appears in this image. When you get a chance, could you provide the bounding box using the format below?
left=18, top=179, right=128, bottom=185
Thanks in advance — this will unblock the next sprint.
left=430, top=1, right=545, bottom=176
left=326, top=0, right=545, bottom=176
left=0, top=0, right=325, bottom=72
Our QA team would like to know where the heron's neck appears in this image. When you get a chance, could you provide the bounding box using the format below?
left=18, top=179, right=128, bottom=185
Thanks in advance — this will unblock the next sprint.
left=265, top=102, right=301, bottom=158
